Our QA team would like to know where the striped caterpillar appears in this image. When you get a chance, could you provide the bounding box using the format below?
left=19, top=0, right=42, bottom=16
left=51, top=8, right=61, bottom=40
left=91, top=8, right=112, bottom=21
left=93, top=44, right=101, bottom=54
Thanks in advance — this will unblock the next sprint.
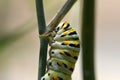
left=41, top=21, right=80, bottom=80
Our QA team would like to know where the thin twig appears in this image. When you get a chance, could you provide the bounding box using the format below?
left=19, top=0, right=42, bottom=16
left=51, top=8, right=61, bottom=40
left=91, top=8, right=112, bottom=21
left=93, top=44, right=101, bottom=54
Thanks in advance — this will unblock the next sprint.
left=43, top=0, right=77, bottom=36
left=81, top=0, right=96, bottom=80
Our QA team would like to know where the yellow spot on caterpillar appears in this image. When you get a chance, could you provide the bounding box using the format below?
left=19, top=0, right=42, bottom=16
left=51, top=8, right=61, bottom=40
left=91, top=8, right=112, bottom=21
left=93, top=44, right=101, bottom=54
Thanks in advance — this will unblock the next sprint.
left=62, top=21, right=69, bottom=30
left=63, top=41, right=70, bottom=45
left=53, top=76, right=58, bottom=80
left=70, top=28, right=75, bottom=32
left=74, top=41, right=79, bottom=46
left=66, top=65, right=71, bottom=69
left=64, top=78, right=67, bottom=80
left=62, top=31, right=68, bottom=35
left=60, top=51, right=65, bottom=55
left=57, top=62, right=63, bottom=66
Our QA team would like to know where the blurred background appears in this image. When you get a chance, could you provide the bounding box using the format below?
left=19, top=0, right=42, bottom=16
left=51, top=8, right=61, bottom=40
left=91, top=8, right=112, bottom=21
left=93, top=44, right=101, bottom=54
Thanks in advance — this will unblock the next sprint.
left=0, top=0, right=120, bottom=80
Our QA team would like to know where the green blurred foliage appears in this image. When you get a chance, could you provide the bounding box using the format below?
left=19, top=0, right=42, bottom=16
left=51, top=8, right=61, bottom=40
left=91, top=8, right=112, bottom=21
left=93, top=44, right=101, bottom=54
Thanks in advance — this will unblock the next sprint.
left=0, top=0, right=36, bottom=49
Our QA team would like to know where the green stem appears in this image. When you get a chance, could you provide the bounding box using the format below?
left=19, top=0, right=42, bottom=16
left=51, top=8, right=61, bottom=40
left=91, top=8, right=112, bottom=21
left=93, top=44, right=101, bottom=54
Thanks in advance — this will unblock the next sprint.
left=36, top=0, right=48, bottom=80
left=81, top=0, right=96, bottom=80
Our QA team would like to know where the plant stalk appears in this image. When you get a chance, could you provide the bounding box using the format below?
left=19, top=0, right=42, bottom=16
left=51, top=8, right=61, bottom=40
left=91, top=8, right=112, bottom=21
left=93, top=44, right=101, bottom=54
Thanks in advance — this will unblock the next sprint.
left=81, top=0, right=96, bottom=80
left=36, top=0, right=48, bottom=80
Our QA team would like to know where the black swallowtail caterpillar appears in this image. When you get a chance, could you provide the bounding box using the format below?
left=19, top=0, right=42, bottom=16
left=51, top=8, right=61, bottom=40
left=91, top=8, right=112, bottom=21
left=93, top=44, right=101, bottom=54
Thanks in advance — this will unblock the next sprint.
left=41, top=21, right=80, bottom=80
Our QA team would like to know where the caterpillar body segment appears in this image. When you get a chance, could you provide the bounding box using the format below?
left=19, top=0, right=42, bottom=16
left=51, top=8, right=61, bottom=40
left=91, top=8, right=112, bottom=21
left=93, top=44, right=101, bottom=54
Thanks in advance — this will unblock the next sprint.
left=47, top=58, right=75, bottom=75
left=49, top=49, right=78, bottom=63
left=51, top=41, right=80, bottom=52
left=41, top=21, right=80, bottom=80
left=54, top=27, right=78, bottom=41
left=41, top=70, right=71, bottom=80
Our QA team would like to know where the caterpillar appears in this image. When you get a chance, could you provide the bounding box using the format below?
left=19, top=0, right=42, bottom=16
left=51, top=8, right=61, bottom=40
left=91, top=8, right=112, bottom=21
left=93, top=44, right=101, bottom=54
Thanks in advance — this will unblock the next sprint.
left=41, top=21, right=80, bottom=80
